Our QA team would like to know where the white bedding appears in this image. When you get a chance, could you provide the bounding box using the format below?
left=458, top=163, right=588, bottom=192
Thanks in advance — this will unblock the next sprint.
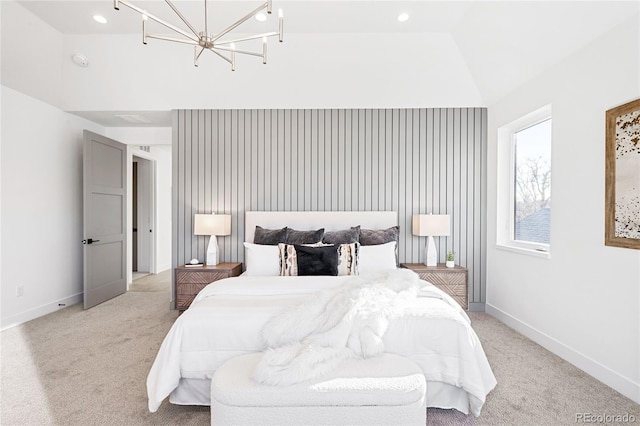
left=147, top=273, right=497, bottom=416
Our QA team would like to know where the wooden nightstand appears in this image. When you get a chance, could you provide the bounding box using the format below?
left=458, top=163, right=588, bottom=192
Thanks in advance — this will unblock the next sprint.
left=175, top=262, right=242, bottom=312
left=401, top=263, right=468, bottom=309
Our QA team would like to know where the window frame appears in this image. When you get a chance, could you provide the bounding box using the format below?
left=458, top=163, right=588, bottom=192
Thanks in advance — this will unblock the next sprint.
left=497, top=105, right=552, bottom=257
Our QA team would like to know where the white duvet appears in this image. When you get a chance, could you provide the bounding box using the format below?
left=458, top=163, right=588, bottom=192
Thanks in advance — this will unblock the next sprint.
left=147, top=272, right=497, bottom=416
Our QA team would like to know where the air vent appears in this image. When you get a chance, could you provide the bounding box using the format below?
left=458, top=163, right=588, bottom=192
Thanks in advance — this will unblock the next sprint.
left=115, top=114, right=152, bottom=124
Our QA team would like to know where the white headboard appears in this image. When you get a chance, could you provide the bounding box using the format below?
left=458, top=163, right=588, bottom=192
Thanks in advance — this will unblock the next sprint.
left=245, top=211, right=397, bottom=243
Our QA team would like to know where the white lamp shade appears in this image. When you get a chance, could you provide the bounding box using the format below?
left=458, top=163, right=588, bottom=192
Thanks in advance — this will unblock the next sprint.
left=194, top=214, right=232, bottom=236
left=412, top=214, right=450, bottom=236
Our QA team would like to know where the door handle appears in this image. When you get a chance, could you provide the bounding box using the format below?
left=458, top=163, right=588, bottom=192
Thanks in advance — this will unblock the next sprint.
left=82, top=238, right=101, bottom=245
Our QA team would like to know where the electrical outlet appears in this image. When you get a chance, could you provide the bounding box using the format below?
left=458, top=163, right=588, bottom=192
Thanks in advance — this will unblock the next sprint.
left=17, top=285, right=24, bottom=297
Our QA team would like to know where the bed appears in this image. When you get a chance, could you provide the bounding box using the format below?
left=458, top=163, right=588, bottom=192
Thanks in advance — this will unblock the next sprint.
left=147, top=211, right=497, bottom=417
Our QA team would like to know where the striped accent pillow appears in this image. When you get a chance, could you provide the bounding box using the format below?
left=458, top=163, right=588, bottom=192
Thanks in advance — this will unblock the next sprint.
left=337, top=242, right=359, bottom=276
left=278, top=243, right=298, bottom=276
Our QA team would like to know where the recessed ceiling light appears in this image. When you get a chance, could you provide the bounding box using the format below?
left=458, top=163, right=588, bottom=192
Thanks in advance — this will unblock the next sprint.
left=93, top=15, right=107, bottom=24
left=255, top=13, right=267, bottom=22
left=397, top=13, right=409, bottom=22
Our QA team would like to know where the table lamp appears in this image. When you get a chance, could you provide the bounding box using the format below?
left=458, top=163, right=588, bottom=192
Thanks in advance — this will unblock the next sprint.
left=194, top=213, right=231, bottom=265
left=412, top=214, right=450, bottom=266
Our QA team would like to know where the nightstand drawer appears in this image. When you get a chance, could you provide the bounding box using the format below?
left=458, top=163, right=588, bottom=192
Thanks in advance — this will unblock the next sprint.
left=176, top=270, right=230, bottom=284
left=400, top=263, right=468, bottom=310
left=175, top=263, right=242, bottom=312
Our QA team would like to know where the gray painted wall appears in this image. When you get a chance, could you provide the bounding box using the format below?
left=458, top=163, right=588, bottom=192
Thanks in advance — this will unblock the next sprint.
left=172, top=108, right=487, bottom=307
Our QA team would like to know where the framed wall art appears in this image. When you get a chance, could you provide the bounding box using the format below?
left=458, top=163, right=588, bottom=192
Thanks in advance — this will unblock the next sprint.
left=605, top=98, right=640, bottom=249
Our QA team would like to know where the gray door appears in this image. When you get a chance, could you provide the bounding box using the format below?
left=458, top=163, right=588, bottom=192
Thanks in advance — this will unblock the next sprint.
left=83, top=130, right=127, bottom=309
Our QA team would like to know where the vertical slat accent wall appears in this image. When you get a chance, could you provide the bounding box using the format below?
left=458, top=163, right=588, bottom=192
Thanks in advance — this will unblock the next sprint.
left=173, top=108, right=487, bottom=308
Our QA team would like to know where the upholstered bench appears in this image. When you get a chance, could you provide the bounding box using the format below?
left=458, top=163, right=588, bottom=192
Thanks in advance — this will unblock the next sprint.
left=210, top=352, right=427, bottom=426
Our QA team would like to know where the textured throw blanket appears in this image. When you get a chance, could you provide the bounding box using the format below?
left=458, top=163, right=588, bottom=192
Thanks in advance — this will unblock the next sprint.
left=253, top=268, right=424, bottom=386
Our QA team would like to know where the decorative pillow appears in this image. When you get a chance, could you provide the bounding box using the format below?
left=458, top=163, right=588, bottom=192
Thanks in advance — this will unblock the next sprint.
left=323, top=226, right=360, bottom=245
left=337, top=242, right=359, bottom=276
left=243, top=242, right=280, bottom=276
left=254, top=226, right=288, bottom=245
left=358, top=241, right=397, bottom=273
left=296, top=244, right=338, bottom=276
left=285, top=228, right=325, bottom=245
left=278, top=244, right=339, bottom=276
left=359, top=226, right=400, bottom=246
left=278, top=243, right=298, bottom=276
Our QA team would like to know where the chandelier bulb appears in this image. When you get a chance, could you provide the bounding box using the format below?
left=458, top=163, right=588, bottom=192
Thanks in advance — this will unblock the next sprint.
left=142, top=18, right=147, bottom=44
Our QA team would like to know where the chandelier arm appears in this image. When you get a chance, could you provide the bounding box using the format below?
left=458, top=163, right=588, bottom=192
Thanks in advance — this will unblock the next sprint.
left=206, top=48, right=233, bottom=65
left=194, top=46, right=206, bottom=67
left=195, top=47, right=205, bottom=61
left=211, top=1, right=270, bottom=43
left=204, top=0, right=208, bottom=40
left=213, top=46, right=264, bottom=57
left=164, top=0, right=200, bottom=38
left=215, top=32, right=278, bottom=46
left=146, top=34, right=199, bottom=46
left=116, top=0, right=198, bottom=42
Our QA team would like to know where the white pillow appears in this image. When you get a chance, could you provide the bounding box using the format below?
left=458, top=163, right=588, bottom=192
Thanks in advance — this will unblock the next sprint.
left=358, top=241, right=397, bottom=273
left=243, top=242, right=280, bottom=276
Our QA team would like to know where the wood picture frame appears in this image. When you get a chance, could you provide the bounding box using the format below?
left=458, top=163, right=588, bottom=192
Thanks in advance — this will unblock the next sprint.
left=605, top=98, right=640, bottom=249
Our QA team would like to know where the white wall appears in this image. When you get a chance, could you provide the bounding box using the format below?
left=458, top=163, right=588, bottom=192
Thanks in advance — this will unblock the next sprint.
left=152, top=145, right=172, bottom=273
left=0, top=88, right=173, bottom=329
left=0, top=86, right=104, bottom=329
left=0, top=2, right=174, bottom=327
left=0, top=1, right=63, bottom=109
left=486, top=14, right=640, bottom=403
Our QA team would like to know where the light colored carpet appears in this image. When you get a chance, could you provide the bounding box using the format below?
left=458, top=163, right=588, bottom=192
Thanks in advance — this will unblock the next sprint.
left=1, top=286, right=638, bottom=425
left=129, top=270, right=171, bottom=292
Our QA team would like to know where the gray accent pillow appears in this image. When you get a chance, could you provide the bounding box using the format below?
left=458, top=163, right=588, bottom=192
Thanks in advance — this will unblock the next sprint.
left=359, top=226, right=400, bottom=246
left=323, top=226, right=360, bottom=244
left=285, top=228, right=325, bottom=245
left=254, top=226, right=288, bottom=245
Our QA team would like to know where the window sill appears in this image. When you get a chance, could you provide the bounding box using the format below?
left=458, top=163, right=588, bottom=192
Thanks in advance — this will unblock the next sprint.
left=495, top=243, right=551, bottom=259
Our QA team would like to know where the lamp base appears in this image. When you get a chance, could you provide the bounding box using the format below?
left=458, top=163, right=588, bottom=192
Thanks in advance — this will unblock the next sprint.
left=206, top=235, right=220, bottom=266
left=424, top=235, right=438, bottom=267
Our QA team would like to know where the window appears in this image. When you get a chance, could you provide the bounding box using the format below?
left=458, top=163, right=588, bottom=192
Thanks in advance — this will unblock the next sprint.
left=497, top=105, right=552, bottom=255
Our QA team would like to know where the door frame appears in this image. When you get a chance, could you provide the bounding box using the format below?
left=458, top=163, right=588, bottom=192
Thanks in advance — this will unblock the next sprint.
left=127, top=149, right=157, bottom=287
left=132, top=155, right=154, bottom=275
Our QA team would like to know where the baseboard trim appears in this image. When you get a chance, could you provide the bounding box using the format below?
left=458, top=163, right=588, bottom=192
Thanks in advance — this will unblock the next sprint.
left=1, top=293, right=83, bottom=331
left=468, top=302, right=485, bottom=312
left=485, top=303, right=640, bottom=404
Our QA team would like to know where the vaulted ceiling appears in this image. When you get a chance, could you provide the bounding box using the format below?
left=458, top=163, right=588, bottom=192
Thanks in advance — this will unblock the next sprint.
left=4, top=1, right=638, bottom=126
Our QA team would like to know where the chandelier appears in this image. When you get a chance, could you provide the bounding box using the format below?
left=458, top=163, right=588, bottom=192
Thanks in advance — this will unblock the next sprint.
left=114, top=0, right=283, bottom=70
